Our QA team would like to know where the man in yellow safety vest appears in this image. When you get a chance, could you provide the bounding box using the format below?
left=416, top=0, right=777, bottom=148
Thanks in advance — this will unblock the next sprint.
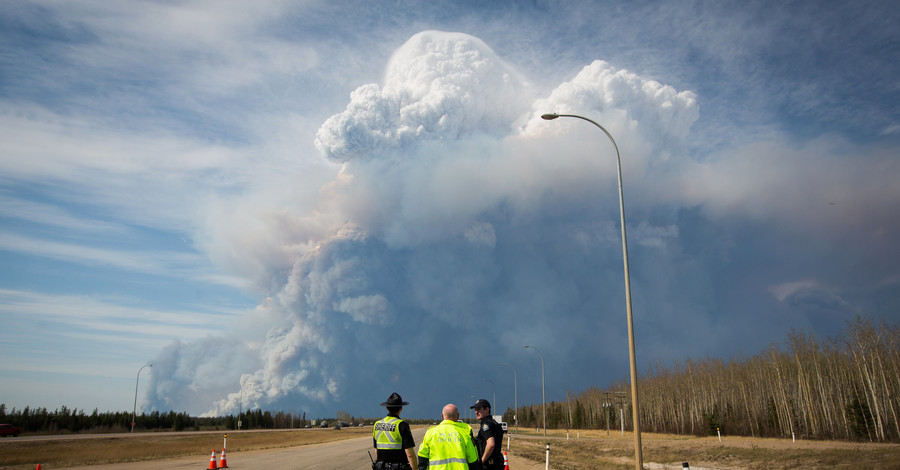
left=417, top=404, right=479, bottom=470
left=373, top=392, right=418, bottom=470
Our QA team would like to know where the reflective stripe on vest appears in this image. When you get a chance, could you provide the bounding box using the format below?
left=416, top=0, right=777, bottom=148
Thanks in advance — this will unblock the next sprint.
left=374, top=416, right=403, bottom=450
left=428, top=458, right=469, bottom=466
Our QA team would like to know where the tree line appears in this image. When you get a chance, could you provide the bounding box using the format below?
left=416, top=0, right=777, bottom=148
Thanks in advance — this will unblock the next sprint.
left=505, top=315, right=898, bottom=442
left=0, top=402, right=439, bottom=435
left=0, top=405, right=198, bottom=433
left=0, top=405, right=360, bottom=434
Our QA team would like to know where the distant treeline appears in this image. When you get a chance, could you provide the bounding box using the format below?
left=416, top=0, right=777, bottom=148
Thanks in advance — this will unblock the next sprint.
left=0, top=404, right=431, bottom=434
left=0, top=406, right=202, bottom=433
left=504, top=315, right=899, bottom=442
left=0, top=406, right=330, bottom=434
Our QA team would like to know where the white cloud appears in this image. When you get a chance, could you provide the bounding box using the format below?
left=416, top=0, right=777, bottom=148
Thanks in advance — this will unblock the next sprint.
left=529, top=60, right=698, bottom=144
left=678, top=136, right=900, bottom=237
left=315, top=31, right=531, bottom=163
left=0, top=288, right=245, bottom=391
left=0, top=195, right=126, bottom=234
left=42, top=0, right=319, bottom=96
left=0, top=107, right=252, bottom=229
left=0, top=231, right=186, bottom=271
left=0, top=289, right=236, bottom=336
left=769, top=280, right=851, bottom=313
left=0, top=231, right=246, bottom=288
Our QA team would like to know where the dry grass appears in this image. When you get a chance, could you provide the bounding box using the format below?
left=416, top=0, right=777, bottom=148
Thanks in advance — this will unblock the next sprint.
left=507, top=429, right=900, bottom=469
left=4, top=427, right=900, bottom=469
left=0, top=427, right=371, bottom=469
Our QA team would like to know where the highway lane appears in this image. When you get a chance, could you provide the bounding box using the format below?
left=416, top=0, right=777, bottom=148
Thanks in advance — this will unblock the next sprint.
left=61, top=427, right=427, bottom=469
left=59, top=428, right=425, bottom=470
left=57, top=427, right=544, bottom=469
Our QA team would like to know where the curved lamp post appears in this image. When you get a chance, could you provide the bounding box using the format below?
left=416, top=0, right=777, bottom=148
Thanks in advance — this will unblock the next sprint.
left=238, top=385, right=244, bottom=430
left=485, top=379, right=496, bottom=417
left=499, top=362, right=518, bottom=432
left=523, top=345, right=546, bottom=437
left=132, top=363, right=151, bottom=433
left=540, top=112, right=642, bottom=469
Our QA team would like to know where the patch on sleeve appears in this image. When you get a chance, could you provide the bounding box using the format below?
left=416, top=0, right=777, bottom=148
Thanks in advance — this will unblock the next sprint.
left=482, top=424, right=489, bottom=431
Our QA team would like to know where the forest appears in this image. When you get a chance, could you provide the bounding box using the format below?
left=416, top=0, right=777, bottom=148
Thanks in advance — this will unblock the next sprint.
left=0, top=405, right=411, bottom=434
left=505, top=315, right=899, bottom=442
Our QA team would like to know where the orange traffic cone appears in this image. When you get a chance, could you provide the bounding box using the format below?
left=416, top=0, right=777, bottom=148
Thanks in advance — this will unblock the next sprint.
left=219, top=448, right=228, bottom=468
left=503, top=450, right=509, bottom=470
left=207, top=449, right=218, bottom=469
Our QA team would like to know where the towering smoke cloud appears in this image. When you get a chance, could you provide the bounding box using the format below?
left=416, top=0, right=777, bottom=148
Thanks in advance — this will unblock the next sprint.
left=316, top=31, right=531, bottom=163
left=145, top=30, right=699, bottom=417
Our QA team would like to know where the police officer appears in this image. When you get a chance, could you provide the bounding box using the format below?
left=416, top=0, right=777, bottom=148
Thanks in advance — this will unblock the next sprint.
left=373, top=392, right=418, bottom=470
left=470, top=399, right=504, bottom=470
left=417, top=404, right=478, bottom=470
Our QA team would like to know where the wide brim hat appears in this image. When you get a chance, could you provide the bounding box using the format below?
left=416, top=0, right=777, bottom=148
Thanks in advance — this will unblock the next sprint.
left=381, top=392, right=409, bottom=406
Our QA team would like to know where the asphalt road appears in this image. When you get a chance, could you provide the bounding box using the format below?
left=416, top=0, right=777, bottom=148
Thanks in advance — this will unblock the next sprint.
left=58, top=428, right=544, bottom=470
left=59, top=428, right=419, bottom=469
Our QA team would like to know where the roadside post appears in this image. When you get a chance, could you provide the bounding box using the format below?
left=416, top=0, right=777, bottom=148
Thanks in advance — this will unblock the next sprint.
left=545, top=443, right=550, bottom=470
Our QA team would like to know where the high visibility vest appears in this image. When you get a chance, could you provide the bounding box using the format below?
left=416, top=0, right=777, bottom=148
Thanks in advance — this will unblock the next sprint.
left=417, top=420, right=478, bottom=470
left=373, top=416, right=404, bottom=450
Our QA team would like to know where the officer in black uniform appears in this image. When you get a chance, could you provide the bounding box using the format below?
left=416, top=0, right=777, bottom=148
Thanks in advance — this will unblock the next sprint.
left=373, top=392, right=418, bottom=470
left=470, top=398, right=504, bottom=470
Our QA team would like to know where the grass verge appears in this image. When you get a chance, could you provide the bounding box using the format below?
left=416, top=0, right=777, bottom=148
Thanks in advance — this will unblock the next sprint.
left=5, top=427, right=900, bottom=469
left=507, top=429, right=900, bottom=469
left=0, top=427, right=371, bottom=468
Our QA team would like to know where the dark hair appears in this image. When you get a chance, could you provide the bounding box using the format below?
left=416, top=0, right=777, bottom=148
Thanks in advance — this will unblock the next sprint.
left=387, top=406, right=402, bottom=414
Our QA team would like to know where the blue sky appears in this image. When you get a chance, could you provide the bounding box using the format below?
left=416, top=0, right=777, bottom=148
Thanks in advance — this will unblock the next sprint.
left=1, top=0, right=898, bottom=419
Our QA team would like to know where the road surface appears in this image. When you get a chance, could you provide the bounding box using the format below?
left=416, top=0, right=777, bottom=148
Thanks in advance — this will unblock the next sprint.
left=61, top=428, right=545, bottom=469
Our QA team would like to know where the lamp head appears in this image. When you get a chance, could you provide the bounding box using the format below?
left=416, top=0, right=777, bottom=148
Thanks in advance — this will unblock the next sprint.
left=540, top=113, right=559, bottom=120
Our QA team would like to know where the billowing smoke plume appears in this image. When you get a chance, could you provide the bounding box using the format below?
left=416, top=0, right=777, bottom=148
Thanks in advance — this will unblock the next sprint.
left=316, top=31, right=531, bottom=163
left=145, top=30, right=703, bottom=417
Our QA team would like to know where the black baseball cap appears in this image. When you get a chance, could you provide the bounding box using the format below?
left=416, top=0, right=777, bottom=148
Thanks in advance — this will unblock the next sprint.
left=470, top=398, right=490, bottom=409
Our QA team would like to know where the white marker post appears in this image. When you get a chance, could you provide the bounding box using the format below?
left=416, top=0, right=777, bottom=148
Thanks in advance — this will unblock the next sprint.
left=545, top=443, right=550, bottom=470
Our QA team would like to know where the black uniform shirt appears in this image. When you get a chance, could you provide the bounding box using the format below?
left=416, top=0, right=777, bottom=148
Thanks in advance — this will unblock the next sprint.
left=476, top=416, right=504, bottom=466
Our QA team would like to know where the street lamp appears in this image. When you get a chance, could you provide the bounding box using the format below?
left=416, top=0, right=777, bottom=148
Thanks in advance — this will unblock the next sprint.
left=540, top=112, right=643, bottom=469
left=238, top=385, right=244, bottom=430
left=132, top=363, right=151, bottom=433
left=523, top=345, right=546, bottom=437
left=499, top=363, right=518, bottom=432
left=485, top=379, right=496, bottom=418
